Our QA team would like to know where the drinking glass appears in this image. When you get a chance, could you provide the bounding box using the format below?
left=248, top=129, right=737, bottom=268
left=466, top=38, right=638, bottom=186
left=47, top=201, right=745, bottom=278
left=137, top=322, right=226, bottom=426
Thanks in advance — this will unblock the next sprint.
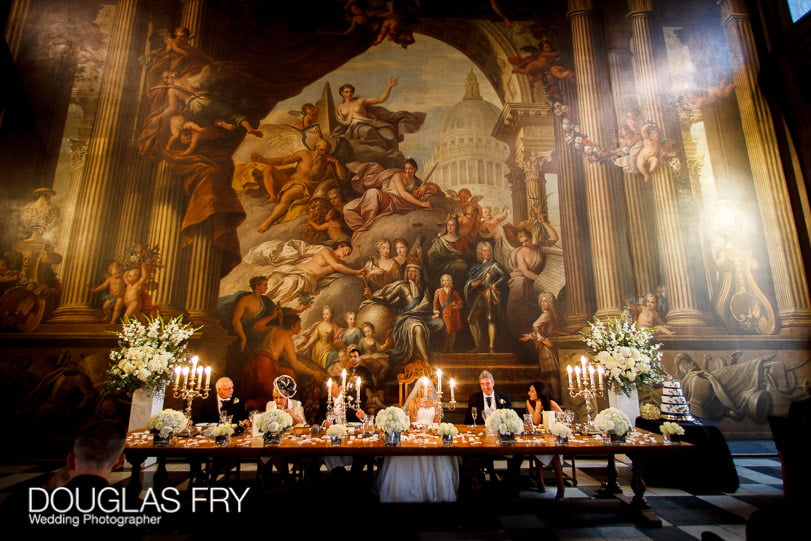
left=471, top=406, right=478, bottom=427
left=523, top=413, right=535, bottom=435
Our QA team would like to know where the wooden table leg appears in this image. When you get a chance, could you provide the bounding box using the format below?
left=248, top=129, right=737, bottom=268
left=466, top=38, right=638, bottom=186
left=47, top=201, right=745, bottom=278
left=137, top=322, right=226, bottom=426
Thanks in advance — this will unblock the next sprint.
left=596, top=454, right=622, bottom=498
left=126, top=453, right=144, bottom=495
left=551, top=455, right=565, bottom=501
left=615, top=454, right=662, bottom=528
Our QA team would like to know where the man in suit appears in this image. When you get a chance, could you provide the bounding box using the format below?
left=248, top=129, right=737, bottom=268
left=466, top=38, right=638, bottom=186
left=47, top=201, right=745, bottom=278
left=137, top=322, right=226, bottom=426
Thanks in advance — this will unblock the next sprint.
left=465, top=370, right=512, bottom=425
left=194, top=376, right=248, bottom=428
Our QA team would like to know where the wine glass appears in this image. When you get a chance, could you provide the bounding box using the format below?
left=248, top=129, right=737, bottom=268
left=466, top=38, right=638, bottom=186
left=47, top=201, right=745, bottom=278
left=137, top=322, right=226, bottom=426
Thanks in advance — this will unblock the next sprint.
left=471, top=406, right=478, bottom=428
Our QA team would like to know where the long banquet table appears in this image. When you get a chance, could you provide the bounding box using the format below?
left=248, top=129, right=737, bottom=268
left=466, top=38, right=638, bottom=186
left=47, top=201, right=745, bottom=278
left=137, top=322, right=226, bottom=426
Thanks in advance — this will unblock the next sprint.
left=125, top=424, right=693, bottom=527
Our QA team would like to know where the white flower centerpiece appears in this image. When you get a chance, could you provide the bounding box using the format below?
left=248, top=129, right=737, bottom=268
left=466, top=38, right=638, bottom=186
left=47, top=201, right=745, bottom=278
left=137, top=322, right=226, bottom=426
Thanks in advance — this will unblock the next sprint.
left=485, top=408, right=523, bottom=444
left=437, top=422, right=458, bottom=446
left=258, top=409, right=293, bottom=446
left=375, top=406, right=410, bottom=446
left=211, top=423, right=235, bottom=446
left=549, top=422, right=573, bottom=444
left=145, top=409, right=188, bottom=446
left=640, top=403, right=661, bottom=421
left=659, top=421, right=685, bottom=444
left=594, top=407, right=632, bottom=443
left=326, top=423, right=347, bottom=445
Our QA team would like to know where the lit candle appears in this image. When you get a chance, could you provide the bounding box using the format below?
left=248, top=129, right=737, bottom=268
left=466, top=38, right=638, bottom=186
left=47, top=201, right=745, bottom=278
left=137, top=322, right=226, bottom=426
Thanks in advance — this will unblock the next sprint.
left=580, top=355, right=587, bottom=375
left=182, top=366, right=189, bottom=388
left=327, top=378, right=333, bottom=404
left=597, top=366, right=605, bottom=388
left=449, top=378, right=456, bottom=402
left=588, top=365, right=595, bottom=387
left=204, top=366, right=211, bottom=389
left=567, top=365, right=574, bottom=389
left=196, top=366, right=203, bottom=389
left=436, top=369, right=442, bottom=394
left=356, top=376, right=361, bottom=402
left=574, top=365, right=582, bottom=389
left=174, top=366, right=181, bottom=388
left=341, top=369, right=347, bottom=390
left=191, top=355, right=198, bottom=375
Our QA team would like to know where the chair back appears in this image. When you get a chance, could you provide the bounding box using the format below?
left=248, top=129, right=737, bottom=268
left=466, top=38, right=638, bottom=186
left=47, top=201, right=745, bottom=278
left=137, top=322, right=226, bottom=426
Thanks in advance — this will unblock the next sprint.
left=397, top=360, right=432, bottom=406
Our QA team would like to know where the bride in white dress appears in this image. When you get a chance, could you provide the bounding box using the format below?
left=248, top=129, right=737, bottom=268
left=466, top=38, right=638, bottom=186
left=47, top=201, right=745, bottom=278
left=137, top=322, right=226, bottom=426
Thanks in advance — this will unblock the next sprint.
left=376, top=379, right=460, bottom=502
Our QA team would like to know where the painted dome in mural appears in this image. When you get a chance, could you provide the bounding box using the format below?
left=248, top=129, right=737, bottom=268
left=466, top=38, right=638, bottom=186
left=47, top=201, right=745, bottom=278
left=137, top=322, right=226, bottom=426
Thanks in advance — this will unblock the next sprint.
left=438, top=70, right=500, bottom=135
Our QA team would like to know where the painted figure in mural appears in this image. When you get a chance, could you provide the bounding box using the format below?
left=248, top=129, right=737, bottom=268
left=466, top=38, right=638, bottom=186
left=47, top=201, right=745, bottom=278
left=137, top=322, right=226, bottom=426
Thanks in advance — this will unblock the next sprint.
left=357, top=321, right=393, bottom=386
left=338, top=311, right=364, bottom=350
left=508, top=41, right=575, bottom=86
left=465, top=241, right=508, bottom=354
left=506, top=225, right=557, bottom=336
left=334, top=79, right=426, bottom=167
left=362, top=263, right=444, bottom=364
left=362, top=238, right=403, bottom=295
left=231, top=276, right=279, bottom=354
left=252, top=138, right=347, bottom=231
left=636, top=123, right=676, bottom=182
left=291, top=102, right=320, bottom=130
left=122, top=262, right=150, bottom=320
left=624, top=293, right=674, bottom=336
left=427, top=215, right=475, bottom=291
left=673, top=352, right=809, bottom=424
left=432, top=274, right=464, bottom=353
left=480, top=206, right=510, bottom=240
left=90, top=261, right=125, bottom=324
left=519, top=292, right=563, bottom=402
left=298, top=305, right=341, bottom=369
left=343, top=159, right=434, bottom=237
left=393, top=237, right=409, bottom=267
left=677, top=78, right=736, bottom=111
left=241, top=239, right=367, bottom=308
left=243, top=310, right=327, bottom=411
left=306, top=207, right=349, bottom=242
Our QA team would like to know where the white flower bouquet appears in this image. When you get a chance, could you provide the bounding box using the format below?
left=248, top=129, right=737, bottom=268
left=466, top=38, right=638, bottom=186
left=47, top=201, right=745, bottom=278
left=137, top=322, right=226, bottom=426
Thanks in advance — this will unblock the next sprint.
left=485, top=408, right=523, bottom=435
left=594, top=407, right=632, bottom=436
left=106, top=314, right=200, bottom=396
left=211, top=423, right=235, bottom=437
left=326, top=424, right=348, bottom=438
left=437, top=423, right=459, bottom=437
left=581, top=317, right=665, bottom=396
left=258, top=409, right=293, bottom=434
left=146, top=409, right=188, bottom=437
left=640, top=403, right=661, bottom=421
left=659, top=422, right=685, bottom=436
left=374, top=406, right=410, bottom=435
left=549, top=422, right=573, bottom=439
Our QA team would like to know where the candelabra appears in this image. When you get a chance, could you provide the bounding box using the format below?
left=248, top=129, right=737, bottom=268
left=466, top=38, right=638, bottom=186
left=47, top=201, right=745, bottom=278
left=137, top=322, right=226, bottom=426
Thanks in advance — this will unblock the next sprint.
left=172, top=356, right=211, bottom=433
left=567, top=357, right=605, bottom=430
left=326, top=371, right=362, bottom=427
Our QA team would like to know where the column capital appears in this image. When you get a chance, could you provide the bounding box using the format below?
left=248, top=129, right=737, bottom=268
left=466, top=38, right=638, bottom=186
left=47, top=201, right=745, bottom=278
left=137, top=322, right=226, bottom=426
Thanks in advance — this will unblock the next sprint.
left=518, top=149, right=552, bottom=178
left=718, top=0, right=750, bottom=24
left=567, top=0, right=594, bottom=18
left=605, top=24, right=633, bottom=53
left=492, top=103, right=552, bottom=143
left=627, top=0, right=653, bottom=17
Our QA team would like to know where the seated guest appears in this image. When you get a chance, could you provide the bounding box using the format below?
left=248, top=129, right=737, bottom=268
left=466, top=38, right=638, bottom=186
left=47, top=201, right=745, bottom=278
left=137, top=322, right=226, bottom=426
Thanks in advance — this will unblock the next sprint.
left=266, top=385, right=306, bottom=426
left=465, top=370, right=512, bottom=424
left=194, top=376, right=248, bottom=425
left=525, top=381, right=563, bottom=426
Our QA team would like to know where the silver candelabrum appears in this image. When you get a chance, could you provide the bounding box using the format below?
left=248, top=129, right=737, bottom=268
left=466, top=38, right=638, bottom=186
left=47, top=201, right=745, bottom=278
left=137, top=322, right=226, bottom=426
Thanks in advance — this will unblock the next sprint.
left=172, top=356, right=211, bottom=432
left=567, top=358, right=605, bottom=429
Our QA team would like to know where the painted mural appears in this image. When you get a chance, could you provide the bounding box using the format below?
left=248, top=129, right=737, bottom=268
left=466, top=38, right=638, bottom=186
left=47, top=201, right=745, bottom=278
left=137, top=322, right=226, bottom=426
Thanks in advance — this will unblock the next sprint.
left=0, top=0, right=809, bottom=450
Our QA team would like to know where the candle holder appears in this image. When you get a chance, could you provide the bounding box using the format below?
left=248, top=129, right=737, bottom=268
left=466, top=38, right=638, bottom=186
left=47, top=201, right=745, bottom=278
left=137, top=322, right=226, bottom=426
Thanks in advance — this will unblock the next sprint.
left=172, top=358, right=211, bottom=435
left=567, top=359, right=605, bottom=431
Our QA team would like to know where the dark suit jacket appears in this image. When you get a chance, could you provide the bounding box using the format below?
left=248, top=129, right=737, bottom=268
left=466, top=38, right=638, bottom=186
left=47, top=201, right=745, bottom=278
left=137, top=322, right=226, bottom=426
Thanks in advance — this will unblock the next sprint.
left=193, top=395, right=248, bottom=424
left=465, top=390, right=512, bottom=424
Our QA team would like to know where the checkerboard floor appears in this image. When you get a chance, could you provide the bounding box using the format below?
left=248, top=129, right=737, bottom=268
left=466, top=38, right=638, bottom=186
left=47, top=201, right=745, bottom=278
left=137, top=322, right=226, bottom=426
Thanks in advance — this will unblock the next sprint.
left=0, top=454, right=788, bottom=540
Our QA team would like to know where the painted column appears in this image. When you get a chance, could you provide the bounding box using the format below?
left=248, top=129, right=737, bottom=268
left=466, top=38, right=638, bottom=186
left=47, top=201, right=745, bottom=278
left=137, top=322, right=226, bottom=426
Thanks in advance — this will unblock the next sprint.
left=4, top=0, right=30, bottom=60
left=718, top=0, right=811, bottom=331
left=567, top=0, right=634, bottom=319
left=626, top=0, right=718, bottom=328
left=184, top=219, right=222, bottom=324
left=51, top=0, right=145, bottom=322
left=605, top=23, right=661, bottom=296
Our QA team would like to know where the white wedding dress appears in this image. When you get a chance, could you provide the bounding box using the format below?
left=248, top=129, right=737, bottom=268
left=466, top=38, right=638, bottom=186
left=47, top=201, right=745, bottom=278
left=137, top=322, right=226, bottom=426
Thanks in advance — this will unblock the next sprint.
left=376, top=407, right=460, bottom=503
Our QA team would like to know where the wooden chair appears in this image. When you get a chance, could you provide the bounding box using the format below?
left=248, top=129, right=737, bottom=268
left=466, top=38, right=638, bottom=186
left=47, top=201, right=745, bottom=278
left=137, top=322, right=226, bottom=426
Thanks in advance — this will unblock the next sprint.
left=397, top=360, right=432, bottom=406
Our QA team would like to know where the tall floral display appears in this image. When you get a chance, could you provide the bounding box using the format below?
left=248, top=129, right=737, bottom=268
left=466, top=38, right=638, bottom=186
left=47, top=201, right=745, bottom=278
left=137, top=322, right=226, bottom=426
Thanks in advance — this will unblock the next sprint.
left=106, top=314, right=199, bottom=432
left=581, top=317, right=665, bottom=420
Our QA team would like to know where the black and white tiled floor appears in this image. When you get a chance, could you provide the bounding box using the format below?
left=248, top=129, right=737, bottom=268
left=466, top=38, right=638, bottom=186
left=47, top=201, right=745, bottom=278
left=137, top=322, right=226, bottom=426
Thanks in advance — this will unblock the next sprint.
left=0, top=453, right=789, bottom=540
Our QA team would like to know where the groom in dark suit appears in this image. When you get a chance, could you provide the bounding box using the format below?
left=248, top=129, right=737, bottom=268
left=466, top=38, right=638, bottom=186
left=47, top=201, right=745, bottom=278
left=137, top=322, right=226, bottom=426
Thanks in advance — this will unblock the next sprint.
left=464, top=370, right=512, bottom=425
left=194, top=376, right=248, bottom=428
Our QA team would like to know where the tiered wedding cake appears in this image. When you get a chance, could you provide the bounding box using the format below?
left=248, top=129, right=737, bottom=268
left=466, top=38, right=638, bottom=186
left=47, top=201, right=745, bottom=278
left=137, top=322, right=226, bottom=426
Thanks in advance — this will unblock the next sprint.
left=660, top=378, right=696, bottom=422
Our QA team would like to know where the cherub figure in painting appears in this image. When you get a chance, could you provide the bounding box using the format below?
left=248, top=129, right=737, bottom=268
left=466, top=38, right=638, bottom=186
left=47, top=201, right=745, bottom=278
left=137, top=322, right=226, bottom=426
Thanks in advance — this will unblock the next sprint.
left=306, top=207, right=349, bottom=242
left=636, top=123, right=676, bottom=182
left=624, top=292, right=674, bottom=336
left=90, top=261, right=126, bottom=324
left=508, top=41, right=575, bottom=86
left=122, top=262, right=149, bottom=320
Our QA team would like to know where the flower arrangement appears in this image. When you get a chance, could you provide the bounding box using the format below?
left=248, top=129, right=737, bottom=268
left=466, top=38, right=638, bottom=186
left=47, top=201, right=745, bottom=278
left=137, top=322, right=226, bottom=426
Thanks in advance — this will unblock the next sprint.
left=106, top=314, right=199, bottom=396
left=374, top=406, right=410, bottom=435
left=145, top=409, right=188, bottom=437
left=258, top=409, right=293, bottom=434
left=640, top=403, right=661, bottom=421
left=326, top=424, right=348, bottom=438
left=659, top=422, right=685, bottom=436
left=211, top=423, right=235, bottom=437
left=437, top=423, right=459, bottom=437
left=581, top=317, right=665, bottom=396
left=485, top=408, right=523, bottom=435
left=594, top=407, right=632, bottom=436
left=549, top=422, right=573, bottom=439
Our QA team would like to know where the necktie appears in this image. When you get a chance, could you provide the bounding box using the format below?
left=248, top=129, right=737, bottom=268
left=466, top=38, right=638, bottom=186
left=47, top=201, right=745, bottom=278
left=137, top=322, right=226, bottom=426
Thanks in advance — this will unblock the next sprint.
left=486, top=396, right=492, bottom=408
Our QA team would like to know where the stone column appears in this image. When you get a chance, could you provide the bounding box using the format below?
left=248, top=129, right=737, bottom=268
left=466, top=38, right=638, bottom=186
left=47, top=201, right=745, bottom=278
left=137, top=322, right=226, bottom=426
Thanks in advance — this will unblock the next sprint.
left=520, top=149, right=548, bottom=212
left=568, top=0, right=634, bottom=319
left=4, top=0, right=30, bottom=60
left=184, top=218, right=222, bottom=325
left=605, top=22, right=661, bottom=296
left=51, top=0, right=146, bottom=322
left=507, top=165, right=528, bottom=224
left=626, top=0, right=718, bottom=328
left=719, top=0, right=811, bottom=331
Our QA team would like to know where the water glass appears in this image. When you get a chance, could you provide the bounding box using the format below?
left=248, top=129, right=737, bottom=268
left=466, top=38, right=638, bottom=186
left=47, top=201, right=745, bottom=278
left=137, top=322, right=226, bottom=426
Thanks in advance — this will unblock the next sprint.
left=523, top=413, right=535, bottom=435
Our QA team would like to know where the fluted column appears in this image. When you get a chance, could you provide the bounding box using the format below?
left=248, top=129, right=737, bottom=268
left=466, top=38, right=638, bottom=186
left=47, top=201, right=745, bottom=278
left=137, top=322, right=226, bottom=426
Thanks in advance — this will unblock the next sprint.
left=555, top=79, right=593, bottom=330
left=51, top=0, right=145, bottom=322
left=627, top=0, right=718, bottom=328
left=605, top=23, right=660, bottom=295
left=568, top=0, right=634, bottom=319
left=4, top=0, right=29, bottom=60
left=521, top=150, right=546, bottom=211
left=508, top=164, right=528, bottom=223
left=184, top=218, right=222, bottom=324
left=719, top=0, right=811, bottom=330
